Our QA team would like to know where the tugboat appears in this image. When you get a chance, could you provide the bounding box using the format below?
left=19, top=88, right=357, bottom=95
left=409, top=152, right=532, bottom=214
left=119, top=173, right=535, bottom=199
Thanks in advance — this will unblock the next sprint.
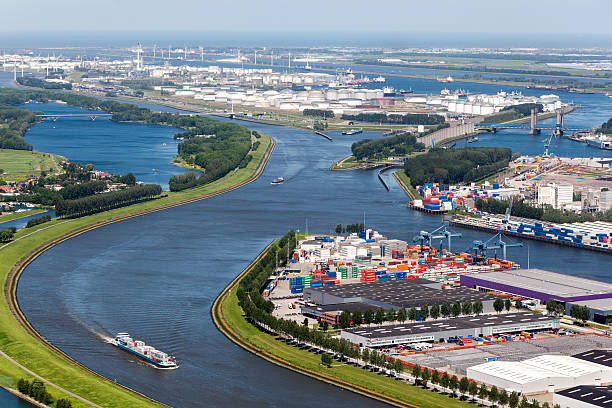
left=110, top=333, right=177, bottom=369
left=271, top=177, right=285, bottom=185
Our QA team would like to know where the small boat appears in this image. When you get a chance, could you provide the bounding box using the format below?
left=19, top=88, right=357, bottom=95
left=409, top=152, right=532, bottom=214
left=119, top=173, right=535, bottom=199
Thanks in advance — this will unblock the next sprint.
left=110, top=333, right=177, bottom=369
left=467, top=136, right=479, bottom=143
left=271, top=177, right=284, bottom=185
left=162, top=143, right=167, bottom=146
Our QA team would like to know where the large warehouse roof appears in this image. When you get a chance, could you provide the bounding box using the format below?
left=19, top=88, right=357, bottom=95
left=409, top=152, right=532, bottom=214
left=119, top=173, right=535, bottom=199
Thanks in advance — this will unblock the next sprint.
left=523, top=355, right=610, bottom=378
left=343, top=313, right=553, bottom=340
left=469, top=360, right=563, bottom=385
left=306, top=279, right=496, bottom=308
left=573, top=350, right=612, bottom=368
left=555, top=385, right=612, bottom=408
left=461, top=269, right=612, bottom=301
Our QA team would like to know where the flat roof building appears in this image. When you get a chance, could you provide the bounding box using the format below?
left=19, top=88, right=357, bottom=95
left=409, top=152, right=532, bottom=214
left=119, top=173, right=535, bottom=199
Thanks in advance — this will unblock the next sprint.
left=554, top=385, right=612, bottom=408
left=468, top=354, right=612, bottom=395
left=460, top=269, right=612, bottom=324
left=341, top=312, right=558, bottom=347
left=305, top=279, right=498, bottom=313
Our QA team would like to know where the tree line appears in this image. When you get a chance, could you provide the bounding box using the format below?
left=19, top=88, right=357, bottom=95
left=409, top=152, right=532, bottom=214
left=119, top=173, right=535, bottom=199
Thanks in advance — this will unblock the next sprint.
left=55, top=184, right=162, bottom=218
left=404, top=147, right=512, bottom=187
left=60, top=180, right=107, bottom=200
left=341, top=112, right=445, bottom=125
left=336, top=297, right=519, bottom=329
left=476, top=197, right=612, bottom=223
left=335, top=223, right=365, bottom=234
left=25, top=214, right=51, bottom=228
left=351, top=133, right=425, bottom=160
left=303, top=109, right=335, bottom=118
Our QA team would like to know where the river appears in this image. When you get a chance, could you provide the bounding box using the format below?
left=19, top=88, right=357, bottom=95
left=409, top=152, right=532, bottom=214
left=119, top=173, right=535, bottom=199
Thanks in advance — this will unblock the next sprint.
left=9, top=75, right=612, bottom=407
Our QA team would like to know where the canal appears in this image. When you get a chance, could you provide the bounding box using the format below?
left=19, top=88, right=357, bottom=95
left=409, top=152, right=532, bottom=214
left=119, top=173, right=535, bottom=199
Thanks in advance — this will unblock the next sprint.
left=9, top=75, right=612, bottom=407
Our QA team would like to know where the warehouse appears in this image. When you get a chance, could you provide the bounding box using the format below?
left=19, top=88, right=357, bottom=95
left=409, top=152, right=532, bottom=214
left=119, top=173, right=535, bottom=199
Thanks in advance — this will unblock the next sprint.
left=467, top=354, right=612, bottom=395
left=565, top=298, right=612, bottom=324
left=461, top=269, right=612, bottom=304
left=341, top=312, right=558, bottom=347
left=573, top=350, right=612, bottom=368
left=554, top=385, right=612, bottom=408
left=305, top=279, right=498, bottom=313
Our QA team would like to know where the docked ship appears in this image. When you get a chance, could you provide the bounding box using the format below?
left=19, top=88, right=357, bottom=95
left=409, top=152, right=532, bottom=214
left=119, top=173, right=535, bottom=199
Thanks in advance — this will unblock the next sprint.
left=585, top=135, right=612, bottom=150
left=110, top=333, right=177, bottom=369
left=342, top=129, right=363, bottom=135
left=271, top=177, right=285, bottom=185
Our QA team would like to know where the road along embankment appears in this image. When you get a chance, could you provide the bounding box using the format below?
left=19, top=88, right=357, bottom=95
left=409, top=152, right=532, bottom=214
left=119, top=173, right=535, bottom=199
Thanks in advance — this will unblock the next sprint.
left=0, top=135, right=275, bottom=408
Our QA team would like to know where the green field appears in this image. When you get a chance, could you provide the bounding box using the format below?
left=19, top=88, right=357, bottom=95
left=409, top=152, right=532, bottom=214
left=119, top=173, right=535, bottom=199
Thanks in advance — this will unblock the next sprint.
left=394, top=171, right=421, bottom=199
left=0, top=149, right=64, bottom=182
left=0, top=135, right=272, bottom=407
left=214, top=244, right=471, bottom=408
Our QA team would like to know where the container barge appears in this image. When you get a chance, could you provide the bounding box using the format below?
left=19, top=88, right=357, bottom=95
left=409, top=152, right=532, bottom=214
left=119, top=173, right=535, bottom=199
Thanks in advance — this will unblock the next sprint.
left=110, top=333, right=178, bottom=369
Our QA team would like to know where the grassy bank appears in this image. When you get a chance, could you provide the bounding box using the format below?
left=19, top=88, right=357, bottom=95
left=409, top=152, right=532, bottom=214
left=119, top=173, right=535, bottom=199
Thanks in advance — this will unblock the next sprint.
left=212, top=242, right=471, bottom=408
left=0, top=149, right=64, bottom=182
left=0, top=210, right=46, bottom=225
left=0, top=134, right=273, bottom=407
left=393, top=171, right=421, bottom=200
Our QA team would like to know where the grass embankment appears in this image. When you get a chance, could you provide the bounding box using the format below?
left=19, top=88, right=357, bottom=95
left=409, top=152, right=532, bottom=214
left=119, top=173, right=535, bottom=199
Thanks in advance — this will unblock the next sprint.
left=0, top=149, right=64, bottom=182
left=330, top=155, right=364, bottom=171
left=0, top=135, right=273, bottom=408
left=213, top=242, right=470, bottom=408
left=393, top=171, right=421, bottom=200
left=0, top=210, right=46, bottom=224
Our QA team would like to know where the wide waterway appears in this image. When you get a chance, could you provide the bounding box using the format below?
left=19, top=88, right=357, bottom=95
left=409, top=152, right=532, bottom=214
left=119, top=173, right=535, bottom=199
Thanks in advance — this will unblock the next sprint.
left=13, top=77, right=612, bottom=407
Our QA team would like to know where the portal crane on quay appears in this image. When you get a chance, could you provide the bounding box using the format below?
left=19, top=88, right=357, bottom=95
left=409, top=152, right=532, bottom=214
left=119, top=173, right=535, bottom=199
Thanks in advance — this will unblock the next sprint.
left=470, top=231, right=523, bottom=261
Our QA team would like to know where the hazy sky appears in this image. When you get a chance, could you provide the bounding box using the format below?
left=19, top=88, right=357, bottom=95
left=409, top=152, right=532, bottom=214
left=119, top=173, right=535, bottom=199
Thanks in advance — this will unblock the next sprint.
left=2, top=0, right=611, bottom=35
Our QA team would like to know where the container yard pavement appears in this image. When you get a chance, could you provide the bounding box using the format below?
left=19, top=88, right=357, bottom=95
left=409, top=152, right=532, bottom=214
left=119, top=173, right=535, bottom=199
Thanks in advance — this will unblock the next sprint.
left=213, top=245, right=473, bottom=408
left=0, top=134, right=273, bottom=408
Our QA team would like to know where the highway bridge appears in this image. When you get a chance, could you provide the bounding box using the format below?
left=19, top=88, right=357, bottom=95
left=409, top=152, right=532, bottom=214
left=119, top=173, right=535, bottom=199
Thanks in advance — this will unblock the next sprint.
left=476, top=108, right=589, bottom=136
left=36, top=114, right=112, bottom=121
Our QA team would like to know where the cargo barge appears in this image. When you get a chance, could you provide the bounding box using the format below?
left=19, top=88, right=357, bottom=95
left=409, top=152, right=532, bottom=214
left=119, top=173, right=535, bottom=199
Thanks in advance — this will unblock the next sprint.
left=110, top=333, right=178, bottom=369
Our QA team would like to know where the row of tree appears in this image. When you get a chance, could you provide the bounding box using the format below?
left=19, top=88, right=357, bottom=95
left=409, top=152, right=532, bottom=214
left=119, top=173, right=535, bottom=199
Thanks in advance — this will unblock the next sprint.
left=335, top=223, right=365, bottom=234
left=17, top=378, right=72, bottom=407
left=476, top=197, right=612, bottom=223
left=59, top=180, right=107, bottom=200
left=25, top=214, right=51, bottom=228
left=404, top=147, right=512, bottom=187
left=341, top=113, right=445, bottom=125
left=55, top=184, right=162, bottom=217
left=303, top=109, right=335, bottom=118
left=351, top=133, right=425, bottom=160
left=337, top=298, right=519, bottom=329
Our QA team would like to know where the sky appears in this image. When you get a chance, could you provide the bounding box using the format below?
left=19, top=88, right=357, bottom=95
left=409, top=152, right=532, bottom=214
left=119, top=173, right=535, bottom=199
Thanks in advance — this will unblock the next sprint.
left=2, top=0, right=612, bottom=47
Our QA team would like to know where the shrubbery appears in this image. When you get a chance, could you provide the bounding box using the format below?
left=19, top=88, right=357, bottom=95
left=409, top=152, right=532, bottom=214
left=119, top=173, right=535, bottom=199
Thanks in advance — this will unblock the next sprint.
left=341, top=113, right=444, bottom=125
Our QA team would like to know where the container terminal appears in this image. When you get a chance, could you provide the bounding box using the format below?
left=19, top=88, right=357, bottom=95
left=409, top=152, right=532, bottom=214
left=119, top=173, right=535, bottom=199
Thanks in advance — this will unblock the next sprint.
left=262, top=229, right=612, bottom=407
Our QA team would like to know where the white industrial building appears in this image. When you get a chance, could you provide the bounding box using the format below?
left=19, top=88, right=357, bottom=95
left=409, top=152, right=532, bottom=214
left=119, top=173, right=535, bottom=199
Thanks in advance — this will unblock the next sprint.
left=467, top=354, right=612, bottom=395
left=538, top=182, right=574, bottom=209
